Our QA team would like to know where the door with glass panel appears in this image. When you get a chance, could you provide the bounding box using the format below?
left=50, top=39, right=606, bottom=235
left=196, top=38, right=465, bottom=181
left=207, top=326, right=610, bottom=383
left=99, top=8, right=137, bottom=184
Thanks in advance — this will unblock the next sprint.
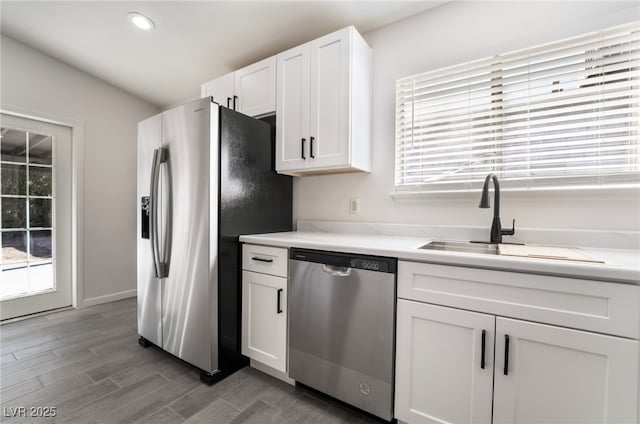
left=1, top=113, right=72, bottom=320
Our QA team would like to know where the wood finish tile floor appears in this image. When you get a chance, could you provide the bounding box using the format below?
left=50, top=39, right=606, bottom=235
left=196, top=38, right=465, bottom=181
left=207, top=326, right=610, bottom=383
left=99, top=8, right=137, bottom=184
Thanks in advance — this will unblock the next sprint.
left=0, top=298, right=378, bottom=423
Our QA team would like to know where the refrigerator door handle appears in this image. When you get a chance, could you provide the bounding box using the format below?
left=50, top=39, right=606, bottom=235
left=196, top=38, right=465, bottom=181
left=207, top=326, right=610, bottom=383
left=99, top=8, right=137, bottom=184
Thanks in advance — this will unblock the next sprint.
left=149, top=147, right=167, bottom=278
left=160, top=149, right=171, bottom=278
left=150, top=148, right=162, bottom=278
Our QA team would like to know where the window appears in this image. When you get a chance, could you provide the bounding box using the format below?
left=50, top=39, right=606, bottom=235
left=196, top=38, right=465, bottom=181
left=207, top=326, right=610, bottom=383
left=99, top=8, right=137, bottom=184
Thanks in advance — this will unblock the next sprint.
left=1, top=127, right=55, bottom=299
left=395, top=21, right=640, bottom=193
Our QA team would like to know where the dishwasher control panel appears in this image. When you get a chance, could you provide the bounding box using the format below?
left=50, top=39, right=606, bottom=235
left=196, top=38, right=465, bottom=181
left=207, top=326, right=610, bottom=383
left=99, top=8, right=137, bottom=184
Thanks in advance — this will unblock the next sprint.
left=290, top=248, right=396, bottom=273
left=355, top=259, right=380, bottom=271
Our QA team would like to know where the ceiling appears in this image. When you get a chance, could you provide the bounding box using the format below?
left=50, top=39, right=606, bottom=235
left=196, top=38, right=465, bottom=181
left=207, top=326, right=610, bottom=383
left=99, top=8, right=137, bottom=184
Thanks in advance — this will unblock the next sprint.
left=1, top=1, right=445, bottom=108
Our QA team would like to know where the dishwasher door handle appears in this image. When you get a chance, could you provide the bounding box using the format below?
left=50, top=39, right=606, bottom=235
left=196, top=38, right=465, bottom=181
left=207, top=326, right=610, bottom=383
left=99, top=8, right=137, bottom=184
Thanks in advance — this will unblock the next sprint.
left=322, top=264, right=351, bottom=277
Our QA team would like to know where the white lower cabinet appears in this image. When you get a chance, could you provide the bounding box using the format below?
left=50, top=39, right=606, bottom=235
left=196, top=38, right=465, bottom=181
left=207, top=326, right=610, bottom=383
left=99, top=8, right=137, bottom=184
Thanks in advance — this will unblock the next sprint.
left=395, top=300, right=495, bottom=424
left=493, top=317, right=639, bottom=424
left=396, top=299, right=640, bottom=424
left=241, top=270, right=287, bottom=372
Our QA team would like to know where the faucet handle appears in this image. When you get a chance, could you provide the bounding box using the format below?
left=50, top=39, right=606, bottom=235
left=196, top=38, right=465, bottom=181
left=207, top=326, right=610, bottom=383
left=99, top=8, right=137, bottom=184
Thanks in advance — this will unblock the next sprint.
left=501, top=219, right=515, bottom=236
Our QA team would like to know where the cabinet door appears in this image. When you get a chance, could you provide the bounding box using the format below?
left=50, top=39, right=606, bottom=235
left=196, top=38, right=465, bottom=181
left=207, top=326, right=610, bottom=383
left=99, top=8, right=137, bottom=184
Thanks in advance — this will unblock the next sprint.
left=308, top=27, right=351, bottom=169
left=201, top=72, right=234, bottom=108
left=234, top=56, right=276, bottom=117
left=276, top=44, right=310, bottom=172
left=241, top=271, right=287, bottom=372
left=395, top=300, right=495, bottom=424
left=494, top=317, right=639, bottom=424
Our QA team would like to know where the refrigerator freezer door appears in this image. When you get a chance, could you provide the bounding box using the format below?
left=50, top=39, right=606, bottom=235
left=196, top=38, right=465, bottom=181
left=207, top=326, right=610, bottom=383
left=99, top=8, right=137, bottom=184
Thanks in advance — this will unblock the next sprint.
left=218, top=110, right=292, bottom=368
left=137, top=114, right=163, bottom=347
left=161, top=98, right=218, bottom=372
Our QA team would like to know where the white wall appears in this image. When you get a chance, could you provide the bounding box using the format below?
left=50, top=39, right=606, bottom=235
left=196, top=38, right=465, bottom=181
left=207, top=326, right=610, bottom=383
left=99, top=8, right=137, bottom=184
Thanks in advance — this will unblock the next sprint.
left=1, top=36, right=159, bottom=304
left=293, top=1, right=640, bottom=231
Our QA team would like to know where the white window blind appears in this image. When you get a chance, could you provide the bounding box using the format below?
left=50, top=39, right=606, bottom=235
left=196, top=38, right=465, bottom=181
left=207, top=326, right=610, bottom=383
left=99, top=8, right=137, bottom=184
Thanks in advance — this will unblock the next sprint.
left=395, top=21, right=640, bottom=193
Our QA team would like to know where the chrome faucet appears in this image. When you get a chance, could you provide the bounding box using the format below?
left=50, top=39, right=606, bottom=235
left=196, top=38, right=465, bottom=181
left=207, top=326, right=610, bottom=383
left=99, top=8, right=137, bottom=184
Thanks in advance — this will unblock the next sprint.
left=479, top=173, right=515, bottom=244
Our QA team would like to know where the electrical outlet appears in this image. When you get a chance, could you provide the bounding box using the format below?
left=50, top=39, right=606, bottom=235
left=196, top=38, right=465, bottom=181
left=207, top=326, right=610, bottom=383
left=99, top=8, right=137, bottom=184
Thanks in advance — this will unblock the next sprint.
left=349, top=198, right=360, bottom=214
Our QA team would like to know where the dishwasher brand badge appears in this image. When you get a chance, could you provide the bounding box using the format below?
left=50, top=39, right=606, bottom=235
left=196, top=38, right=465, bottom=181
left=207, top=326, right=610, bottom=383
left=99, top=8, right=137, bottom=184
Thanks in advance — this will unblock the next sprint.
left=359, top=382, right=371, bottom=396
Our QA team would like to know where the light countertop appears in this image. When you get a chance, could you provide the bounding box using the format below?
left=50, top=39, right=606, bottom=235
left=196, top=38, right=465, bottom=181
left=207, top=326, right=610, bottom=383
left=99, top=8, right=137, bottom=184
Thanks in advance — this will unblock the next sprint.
left=239, top=231, right=640, bottom=285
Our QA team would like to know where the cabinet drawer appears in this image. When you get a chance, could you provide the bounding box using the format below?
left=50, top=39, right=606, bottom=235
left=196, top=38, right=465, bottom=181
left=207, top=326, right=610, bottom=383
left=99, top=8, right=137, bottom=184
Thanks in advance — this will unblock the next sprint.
left=242, top=244, right=288, bottom=277
left=398, top=261, right=640, bottom=339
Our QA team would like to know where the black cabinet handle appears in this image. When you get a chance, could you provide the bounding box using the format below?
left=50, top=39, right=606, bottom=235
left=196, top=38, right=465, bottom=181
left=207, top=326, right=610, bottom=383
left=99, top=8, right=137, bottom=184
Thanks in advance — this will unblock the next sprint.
left=301, top=138, right=306, bottom=159
left=277, top=288, right=283, bottom=314
left=233, top=95, right=238, bottom=110
left=504, top=334, right=510, bottom=375
left=251, top=257, right=273, bottom=263
left=227, top=97, right=231, bottom=108
left=481, top=330, right=486, bottom=369
left=310, top=136, right=315, bottom=158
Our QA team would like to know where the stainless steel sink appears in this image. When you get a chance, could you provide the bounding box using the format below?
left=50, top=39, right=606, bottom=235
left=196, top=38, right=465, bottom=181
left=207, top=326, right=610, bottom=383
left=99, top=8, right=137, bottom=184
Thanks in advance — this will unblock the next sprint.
left=419, top=240, right=499, bottom=255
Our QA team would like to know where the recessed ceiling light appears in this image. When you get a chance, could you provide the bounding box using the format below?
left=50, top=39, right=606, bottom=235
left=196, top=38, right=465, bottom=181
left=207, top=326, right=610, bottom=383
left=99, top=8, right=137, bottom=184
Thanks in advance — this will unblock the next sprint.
left=128, top=12, right=155, bottom=31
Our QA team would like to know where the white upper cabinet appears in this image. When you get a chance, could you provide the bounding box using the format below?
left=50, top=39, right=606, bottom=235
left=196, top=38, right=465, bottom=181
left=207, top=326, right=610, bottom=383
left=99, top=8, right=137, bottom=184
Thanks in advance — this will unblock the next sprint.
left=308, top=29, right=350, bottom=168
left=275, top=43, right=310, bottom=172
left=201, top=56, right=276, bottom=117
left=201, top=72, right=234, bottom=108
left=276, top=26, right=371, bottom=175
left=234, top=56, right=276, bottom=118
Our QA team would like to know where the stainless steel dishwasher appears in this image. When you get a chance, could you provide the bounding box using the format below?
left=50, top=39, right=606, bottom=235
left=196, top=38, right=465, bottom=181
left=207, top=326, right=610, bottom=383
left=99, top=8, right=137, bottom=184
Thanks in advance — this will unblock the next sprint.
left=289, top=248, right=397, bottom=421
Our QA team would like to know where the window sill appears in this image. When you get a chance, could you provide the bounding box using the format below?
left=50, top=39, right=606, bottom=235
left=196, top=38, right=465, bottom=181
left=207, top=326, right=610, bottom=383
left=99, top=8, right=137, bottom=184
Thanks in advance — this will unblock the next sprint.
left=390, top=184, right=640, bottom=201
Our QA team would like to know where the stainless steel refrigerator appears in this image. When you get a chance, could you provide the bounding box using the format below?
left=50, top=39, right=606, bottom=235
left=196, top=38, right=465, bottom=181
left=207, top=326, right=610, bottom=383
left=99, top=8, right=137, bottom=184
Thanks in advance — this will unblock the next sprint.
left=137, top=97, right=292, bottom=383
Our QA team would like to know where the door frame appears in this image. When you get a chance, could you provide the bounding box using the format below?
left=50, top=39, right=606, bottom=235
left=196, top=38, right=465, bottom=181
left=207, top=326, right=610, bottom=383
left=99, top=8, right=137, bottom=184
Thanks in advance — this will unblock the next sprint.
left=2, top=105, right=84, bottom=311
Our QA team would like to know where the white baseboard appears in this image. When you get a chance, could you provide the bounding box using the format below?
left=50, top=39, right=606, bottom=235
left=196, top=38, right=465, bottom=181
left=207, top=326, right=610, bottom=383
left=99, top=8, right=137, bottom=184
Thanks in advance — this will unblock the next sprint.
left=250, top=359, right=295, bottom=386
left=81, top=289, right=136, bottom=308
left=1, top=306, right=75, bottom=324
